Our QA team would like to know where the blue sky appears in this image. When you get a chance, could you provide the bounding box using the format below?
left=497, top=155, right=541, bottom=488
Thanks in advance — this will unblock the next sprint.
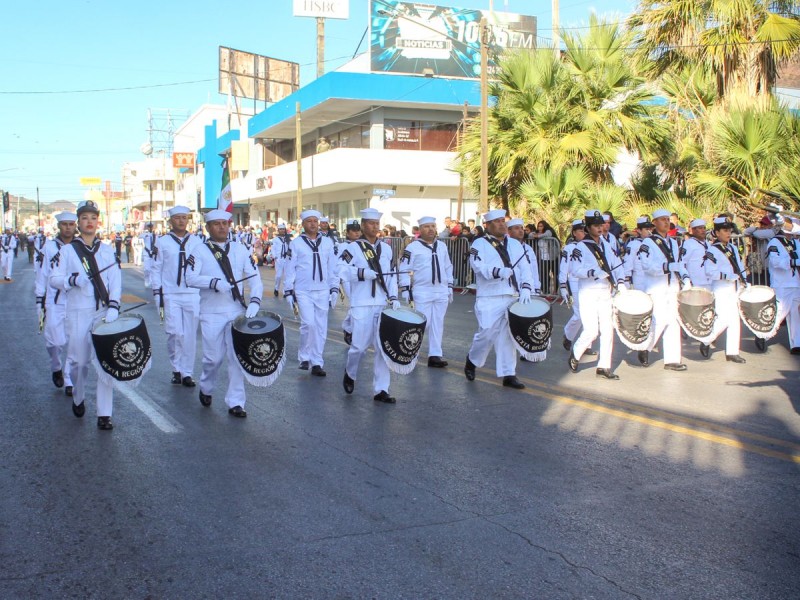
left=0, top=0, right=635, bottom=205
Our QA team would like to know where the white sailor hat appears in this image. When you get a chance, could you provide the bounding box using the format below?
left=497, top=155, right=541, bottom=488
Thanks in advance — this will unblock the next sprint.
left=76, top=200, right=100, bottom=216
left=320, top=216, right=330, bottom=223
left=417, top=216, right=436, bottom=226
left=55, top=211, right=77, bottom=222
left=636, top=216, right=654, bottom=228
left=204, top=209, right=232, bottom=223
left=168, top=205, right=191, bottom=217
left=602, top=213, right=611, bottom=222
left=652, top=208, right=671, bottom=220
left=713, top=216, right=734, bottom=229
left=300, top=209, right=322, bottom=221
left=689, top=218, right=706, bottom=228
left=571, top=219, right=585, bottom=229
left=584, top=209, right=604, bottom=226
left=277, top=221, right=287, bottom=229
left=360, top=208, right=383, bottom=221
left=483, top=209, right=506, bottom=222
left=506, top=218, right=524, bottom=228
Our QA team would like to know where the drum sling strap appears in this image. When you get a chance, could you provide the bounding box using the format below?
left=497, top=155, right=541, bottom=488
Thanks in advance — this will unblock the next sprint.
left=168, top=233, right=190, bottom=286
left=51, top=238, right=64, bottom=305
left=206, top=242, right=247, bottom=308
left=652, top=234, right=676, bottom=284
left=582, top=239, right=614, bottom=285
left=775, top=235, right=798, bottom=277
left=72, top=239, right=112, bottom=309
left=484, top=235, right=518, bottom=292
left=356, top=239, right=390, bottom=299
left=714, top=242, right=746, bottom=284
left=300, top=235, right=324, bottom=282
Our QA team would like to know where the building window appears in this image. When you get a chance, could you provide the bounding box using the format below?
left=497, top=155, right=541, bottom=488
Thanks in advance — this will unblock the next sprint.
left=384, top=120, right=459, bottom=150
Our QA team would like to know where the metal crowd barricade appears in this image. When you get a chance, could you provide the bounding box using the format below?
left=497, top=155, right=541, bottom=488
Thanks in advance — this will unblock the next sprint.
left=380, top=236, right=406, bottom=268
left=524, top=237, right=562, bottom=297
left=710, top=232, right=771, bottom=286
left=443, top=237, right=472, bottom=289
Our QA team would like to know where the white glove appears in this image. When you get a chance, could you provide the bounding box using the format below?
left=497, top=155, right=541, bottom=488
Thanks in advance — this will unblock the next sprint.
left=400, top=290, right=410, bottom=303
left=448, top=288, right=453, bottom=304
left=724, top=273, right=739, bottom=281
left=498, top=267, right=514, bottom=280
left=616, top=282, right=627, bottom=292
left=668, top=262, right=682, bottom=273
left=391, top=300, right=401, bottom=310
left=105, top=307, right=119, bottom=323
left=72, top=272, right=92, bottom=289
left=363, top=269, right=378, bottom=281
left=682, top=279, right=693, bottom=290
left=519, top=288, right=531, bottom=304
left=245, top=302, right=259, bottom=318
left=285, top=293, right=296, bottom=310
left=214, top=279, right=233, bottom=293
left=559, top=286, right=569, bottom=303
left=595, top=270, right=609, bottom=280
left=329, top=291, right=338, bottom=309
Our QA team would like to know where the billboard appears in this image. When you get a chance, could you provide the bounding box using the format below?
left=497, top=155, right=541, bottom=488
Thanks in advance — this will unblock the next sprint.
left=173, top=152, right=196, bottom=169
left=370, top=1, right=536, bottom=78
left=293, top=0, right=350, bottom=19
left=219, top=47, right=300, bottom=103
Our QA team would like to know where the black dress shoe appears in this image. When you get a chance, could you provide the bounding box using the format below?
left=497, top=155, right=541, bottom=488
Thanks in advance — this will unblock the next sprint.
left=726, top=354, right=746, bottom=363
left=427, top=356, right=448, bottom=368
left=182, top=376, right=196, bottom=387
left=344, top=330, right=352, bottom=345
left=568, top=352, right=579, bottom=373
left=171, top=371, right=182, bottom=384
left=52, top=370, right=64, bottom=388
left=502, top=376, right=525, bottom=389
left=72, top=401, right=85, bottom=418
left=199, top=391, right=212, bottom=407
left=373, top=390, right=396, bottom=404
left=562, top=337, right=572, bottom=351
left=299, top=361, right=310, bottom=370
left=584, top=348, right=598, bottom=356
left=791, top=347, right=800, bottom=355
left=699, top=343, right=710, bottom=358
left=65, top=386, right=73, bottom=397
left=97, top=416, right=113, bottom=430
left=755, top=337, right=766, bottom=352
left=638, top=350, right=650, bottom=367
left=273, top=289, right=279, bottom=297
left=228, top=405, right=247, bottom=418
left=663, top=363, right=688, bottom=371
left=596, top=368, right=620, bottom=380
left=343, top=372, right=354, bottom=394
left=311, top=365, right=327, bottom=377
left=464, top=355, right=476, bottom=381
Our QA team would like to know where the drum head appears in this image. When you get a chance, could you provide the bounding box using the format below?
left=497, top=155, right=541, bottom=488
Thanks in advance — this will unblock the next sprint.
left=232, top=311, right=281, bottom=334
left=677, top=288, right=714, bottom=307
left=93, top=314, right=142, bottom=335
left=509, top=298, right=550, bottom=319
left=739, top=285, right=775, bottom=304
left=613, top=290, right=653, bottom=315
left=382, top=307, right=426, bottom=325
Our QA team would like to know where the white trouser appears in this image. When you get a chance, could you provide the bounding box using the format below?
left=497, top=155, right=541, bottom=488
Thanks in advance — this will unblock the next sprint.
left=1, top=252, right=12, bottom=278
left=775, top=287, right=800, bottom=349
left=199, top=310, right=246, bottom=408
left=44, top=301, right=73, bottom=385
left=564, top=279, right=582, bottom=342
left=342, top=310, right=353, bottom=335
left=572, top=286, right=614, bottom=369
left=467, top=295, right=517, bottom=377
left=346, top=305, right=391, bottom=394
left=134, top=246, right=143, bottom=266
left=164, top=293, right=200, bottom=377
left=296, top=289, right=329, bottom=366
left=646, top=286, right=682, bottom=364
left=142, top=256, right=154, bottom=286
left=709, top=281, right=741, bottom=355
left=66, top=309, right=113, bottom=416
left=413, top=294, right=448, bottom=356
left=274, top=259, right=286, bottom=292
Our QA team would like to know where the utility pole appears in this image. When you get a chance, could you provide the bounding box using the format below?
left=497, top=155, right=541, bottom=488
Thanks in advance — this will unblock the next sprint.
left=317, top=17, right=325, bottom=78
left=295, top=102, right=303, bottom=221
left=552, top=0, right=560, bottom=58
left=36, top=187, right=41, bottom=228
left=479, top=18, right=489, bottom=215
left=456, top=101, right=467, bottom=223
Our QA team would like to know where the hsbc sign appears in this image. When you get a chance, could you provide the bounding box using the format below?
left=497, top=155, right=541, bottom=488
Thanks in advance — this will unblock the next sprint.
left=293, top=0, right=349, bottom=20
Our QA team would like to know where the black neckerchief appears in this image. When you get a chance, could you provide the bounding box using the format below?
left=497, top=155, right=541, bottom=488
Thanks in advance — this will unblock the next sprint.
left=483, top=234, right=518, bottom=292
left=602, top=232, right=619, bottom=256
left=168, top=232, right=191, bottom=286
left=651, top=233, right=676, bottom=283
left=713, top=242, right=745, bottom=282
left=582, top=239, right=613, bottom=281
left=71, top=238, right=111, bottom=308
left=356, top=237, right=389, bottom=299
left=419, top=240, right=441, bottom=284
left=144, top=232, right=157, bottom=258
left=280, top=234, right=291, bottom=258
left=300, top=234, right=324, bottom=282
left=775, top=233, right=798, bottom=276
left=206, top=241, right=246, bottom=307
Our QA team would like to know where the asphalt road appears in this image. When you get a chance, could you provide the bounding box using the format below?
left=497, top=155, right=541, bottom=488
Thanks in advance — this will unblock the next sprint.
left=1, top=254, right=798, bottom=599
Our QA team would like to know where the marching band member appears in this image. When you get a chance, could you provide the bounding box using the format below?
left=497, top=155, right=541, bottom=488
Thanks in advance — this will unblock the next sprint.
left=398, top=216, right=454, bottom=368
left=567, top=210, right=624, bottom=380
left=700, top=217, right=747, bottom=362
left=623, top=216, right=654, bottom=289
left=340, top=219, right=361, bottom=345
left=601, top=213, right=621, bottom=259
left=283, top=209, right=339, bottom=377
left=49, top=201, right=121, bottom=431
left=338, top=208, right=400, bottom=403
left=680, top=219, right=711, bottom=289
left=464, top=209, right=533, bottom=390
left=765, top=217, right=800, bottom=354
left=319, top=216, right=339, bottom=254
left=559, top=219, right=593, bottom=352
left=269, top=223, right=291, bottom=298
left=151, top=205, right=202, bottom=387
left=140, top=223, right=158, bottom=288
left=33, top=227, right=48, bottom=275
left=35, top=211, right=77, bottom=395
left=239, top=226, right=256, bottom=254
left=185, top=210, right=263, bottom=418
left=1, top=227, right=17, bottom=280
left=637, top=208, right=692, bottom=370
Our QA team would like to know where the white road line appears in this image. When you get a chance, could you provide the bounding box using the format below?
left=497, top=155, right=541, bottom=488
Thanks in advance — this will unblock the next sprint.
left=118, top=386, right=183, bottom=433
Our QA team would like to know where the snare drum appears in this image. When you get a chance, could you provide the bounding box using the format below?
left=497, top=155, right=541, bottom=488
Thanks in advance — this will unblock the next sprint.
left=677, top=287, right=716, bottom=342
left=91, top=313, right=152, bottom=383
left=612, top=290, right=653, bottom=350
left=378, top=307, right=427, bottom=374
left=231, top=310, right=286, bottom=386
left=507, top=298, right=552, bottom=362
left=738, top=285, right=779, bottom=339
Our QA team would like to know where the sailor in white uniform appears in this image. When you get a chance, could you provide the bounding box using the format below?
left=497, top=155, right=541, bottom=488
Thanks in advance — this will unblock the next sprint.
left=269, top=223, right=291, bottom=297
left=559, top=219, right=591, bottom=351
left=766, top=218, right=800, bottom=354
left=340, top=219, right=361, bottom=345
left=140, top=223, right=158, bottom=288
left=1, top=227, right=18, bottom=280
left=680, top=219, right=711, bottom=289
left=623, top=216, right=654, bottom=290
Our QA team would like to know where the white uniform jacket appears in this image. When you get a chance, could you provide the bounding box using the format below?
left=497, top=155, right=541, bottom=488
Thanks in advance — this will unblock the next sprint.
left=239, top=231, right=256, bottom=252
left=338, top=238, right=398, bottom=307
left=601, top=232, right=621, bottom=259
left=35, top=238, right=69, bottom=307
left=398, top=238, right=454, bottom=300
left=623, top=238, right=643, bottom=285
left=185, top=241, right=263, bottom=315
left=568, top=239, right=625, bottom=288
left=680, top=237, right=711, bottom=287
left=284, top=234, right=340, bottom=294
left=468, top=235, right=534, bottom=298
left=151, top=232, right=203, bottom=295
left=703, top=242, right=746, bottom=285
left=140, top=232, right=158, bottom=261
left=766, top=234, right=800, bottom=289
left=1, top=233, right=18, bottom=254
left=637, top=234, right=689, bottom=292
left=269, top=235, right=292, bottom=262
left=49, top=239, right=122, bottom=311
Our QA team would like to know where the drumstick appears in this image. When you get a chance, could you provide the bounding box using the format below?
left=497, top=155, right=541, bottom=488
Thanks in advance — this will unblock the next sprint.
left=120, top=302, right=148, bottom=314
left=234, top=273, right=258, bottom=285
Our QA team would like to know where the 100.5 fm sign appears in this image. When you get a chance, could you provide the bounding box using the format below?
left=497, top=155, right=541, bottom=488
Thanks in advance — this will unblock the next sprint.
left=370, top=1, right=537, bottom=78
